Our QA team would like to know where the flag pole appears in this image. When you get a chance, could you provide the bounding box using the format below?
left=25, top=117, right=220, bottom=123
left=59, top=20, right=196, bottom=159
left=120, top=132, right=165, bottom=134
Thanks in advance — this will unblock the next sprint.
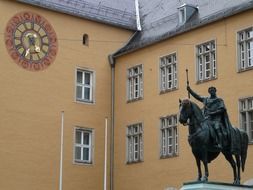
left=104, top=117, right=108, bottom=190
left=59, top=111, right=64, bottom=190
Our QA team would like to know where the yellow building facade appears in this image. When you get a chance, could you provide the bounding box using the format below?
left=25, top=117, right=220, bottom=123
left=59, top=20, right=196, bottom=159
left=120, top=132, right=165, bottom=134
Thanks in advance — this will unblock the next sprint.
left=0, top=1, right=132, bottom=189
left=0, top=0, right=252, bottom=190
left=113, top=9, right=253, bottom=190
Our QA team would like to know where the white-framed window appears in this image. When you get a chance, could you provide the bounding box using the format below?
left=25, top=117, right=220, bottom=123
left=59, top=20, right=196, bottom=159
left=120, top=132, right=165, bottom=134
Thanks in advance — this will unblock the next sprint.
left=237, top=27, right=253, bottom=71
left=160, top=115, right=178, bottom=158
left=196, top=40, right=216, bottom=82
left=74, top=127, right=93, bottom=164
left=160, top=53, right=177, bottom=92
left=76, top=69, right=94, bottom=103
left=127, top=64, right=143, bottom=101
left=127, top=123, right=143, bottom=163
left=239, top=97, right=253, bottom=143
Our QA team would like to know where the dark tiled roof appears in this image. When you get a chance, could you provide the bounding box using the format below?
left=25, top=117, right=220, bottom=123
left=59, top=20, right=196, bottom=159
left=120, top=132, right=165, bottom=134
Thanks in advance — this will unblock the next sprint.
left=17, top=0, right=137, bottom=30
left=17, top=0, right=253, bottom=56
left=114, top=0, right=253, bottom=57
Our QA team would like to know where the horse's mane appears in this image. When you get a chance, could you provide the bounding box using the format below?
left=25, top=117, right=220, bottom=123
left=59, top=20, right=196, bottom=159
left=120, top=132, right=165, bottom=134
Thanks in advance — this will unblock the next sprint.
left=190, top=101, right=205, bottom=122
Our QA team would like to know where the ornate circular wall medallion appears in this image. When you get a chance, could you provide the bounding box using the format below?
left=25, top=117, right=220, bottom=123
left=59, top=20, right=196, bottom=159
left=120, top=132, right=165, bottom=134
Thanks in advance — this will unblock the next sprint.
left=5, top=12, right=58, bottom=71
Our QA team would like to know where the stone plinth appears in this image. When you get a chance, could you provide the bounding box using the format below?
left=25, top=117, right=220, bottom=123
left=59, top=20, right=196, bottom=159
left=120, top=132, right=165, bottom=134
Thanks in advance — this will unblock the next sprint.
left=180, top=181, right=253, bottom=190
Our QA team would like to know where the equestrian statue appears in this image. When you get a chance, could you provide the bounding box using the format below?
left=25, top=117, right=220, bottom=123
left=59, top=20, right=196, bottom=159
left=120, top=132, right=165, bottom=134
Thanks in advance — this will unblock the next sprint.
left=178, top=71, right=248, bottom=184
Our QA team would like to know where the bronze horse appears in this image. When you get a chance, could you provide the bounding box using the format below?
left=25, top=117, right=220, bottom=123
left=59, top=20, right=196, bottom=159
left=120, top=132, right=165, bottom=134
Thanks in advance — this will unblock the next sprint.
left=179, top=99, right=248, bottom=184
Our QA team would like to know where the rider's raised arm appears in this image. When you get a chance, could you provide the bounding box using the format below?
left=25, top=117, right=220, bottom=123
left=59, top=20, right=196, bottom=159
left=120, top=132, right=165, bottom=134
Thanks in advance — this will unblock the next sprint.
left=187, top=86, right=204, bottom=102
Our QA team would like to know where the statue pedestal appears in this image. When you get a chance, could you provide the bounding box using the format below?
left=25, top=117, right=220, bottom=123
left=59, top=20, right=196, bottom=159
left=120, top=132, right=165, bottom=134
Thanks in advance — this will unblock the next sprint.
left=180, top=181, right=253, bottom=190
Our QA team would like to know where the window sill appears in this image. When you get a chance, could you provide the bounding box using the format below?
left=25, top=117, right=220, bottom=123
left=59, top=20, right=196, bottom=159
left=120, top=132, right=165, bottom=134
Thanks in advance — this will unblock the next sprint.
left=160, top=87, right=178, bottom=95
left=196, top=77, right=217, bottom=84
left=238, top=67, right=253, bottom=73
left=74, top=160, right=93, bottom=166
left=160, top=153, right=178, bottom=159
left=76, top=99, right=95, bottom=104
left=127, top=97, right=143, bottom=103
left=126, top=160, right=143, bottom=165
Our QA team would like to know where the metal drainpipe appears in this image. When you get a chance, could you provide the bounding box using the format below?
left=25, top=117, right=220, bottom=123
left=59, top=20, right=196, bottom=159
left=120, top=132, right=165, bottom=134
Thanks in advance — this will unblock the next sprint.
left=108, top=54, right=115, bottom=190
left=107, top=30, right=139, bottom=190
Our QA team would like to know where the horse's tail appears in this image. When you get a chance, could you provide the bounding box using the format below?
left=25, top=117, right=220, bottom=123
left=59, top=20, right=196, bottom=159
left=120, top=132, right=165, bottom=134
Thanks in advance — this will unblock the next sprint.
left=240, top=130, right=248, bottom=172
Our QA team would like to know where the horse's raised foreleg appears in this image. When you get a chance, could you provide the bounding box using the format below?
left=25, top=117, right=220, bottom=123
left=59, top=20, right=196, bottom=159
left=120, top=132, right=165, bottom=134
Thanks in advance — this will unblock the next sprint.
left=223, top=152, right=237, bottom=184
left=195, top=157, right=202, bottom=181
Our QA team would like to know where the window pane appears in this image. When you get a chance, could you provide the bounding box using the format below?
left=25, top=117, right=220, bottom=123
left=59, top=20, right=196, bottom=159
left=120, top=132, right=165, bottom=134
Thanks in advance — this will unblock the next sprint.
left=206, top=62, right=210, bottom=70
left=161, top=59, right=165, bottom=66
left=134, top=126, right=138, bottom=133
left=83, top=132, right=90, bottom=145
left=85, top=73, right=91, bottom=85
left=128, top=136, right=133, bottom=160
left=241, top=100, right=246, bottom=111
left=174, top=116, right=178, bottom=124
left=83, top=147, right=90, bottom=161
left=211, top=42, right=215, bottom=50
left=134, top=67, right=138, bottom=74
left=75, top=147, right=81, bottom=160
left=84, top=87, right=90, bottom=100
left=76, top=86, right=82, bottom=99
left=76, top=130, right=82, bottom=144
left=134, top=136, right=138, bottom=144
left=249, top=111, right=253, bottom=128
left=240, top=43, right=244, bottom=51
left=206, top=70, right=210, bottom=78
left=205, top=44, right=210, bottom=52
left=249, top=99, right=253, bottom=109
left=198, top=46, right=202, bottom=54
left=168, top=146, right=172, bottom=154
left=247, top=30, right=253, bottom=39
left=205, top=54, right=210, bottom=62
left=77, top=71, right=83, bottom=83
left=199, top=56, right=202, bottom=65
left=241, top=112, right=247, bottom=131
left=240, top=33, right=244, bottom=41
left=162, top=130, right=166, bottom=155
left=168, top=128, right=172, bottom=137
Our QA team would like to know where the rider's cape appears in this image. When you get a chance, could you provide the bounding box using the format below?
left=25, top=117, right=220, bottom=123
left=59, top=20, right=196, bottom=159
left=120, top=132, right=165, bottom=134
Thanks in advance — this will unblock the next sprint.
left=204, top=98, right=241, bottom=154
left=215, top=98, right=241, bottom=155
left=223, top=111, right=242, bottom=155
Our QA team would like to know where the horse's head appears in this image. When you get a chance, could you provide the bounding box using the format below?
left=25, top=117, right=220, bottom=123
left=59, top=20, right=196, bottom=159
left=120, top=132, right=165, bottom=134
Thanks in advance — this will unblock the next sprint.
left=179, top=98, right=192, bottom=126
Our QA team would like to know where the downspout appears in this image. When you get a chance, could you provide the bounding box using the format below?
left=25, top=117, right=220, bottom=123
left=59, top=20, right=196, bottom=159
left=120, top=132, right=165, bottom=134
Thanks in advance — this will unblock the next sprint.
left=108, top=1, right=142, bottom=190
left=108, top=31, right=138, bottom=190
left=108, top=54, right=115, bottom=190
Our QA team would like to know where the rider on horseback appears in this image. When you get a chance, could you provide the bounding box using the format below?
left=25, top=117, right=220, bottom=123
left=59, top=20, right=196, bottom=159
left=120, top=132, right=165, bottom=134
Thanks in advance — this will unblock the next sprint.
left=187, top=85, right=229, bottom=149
